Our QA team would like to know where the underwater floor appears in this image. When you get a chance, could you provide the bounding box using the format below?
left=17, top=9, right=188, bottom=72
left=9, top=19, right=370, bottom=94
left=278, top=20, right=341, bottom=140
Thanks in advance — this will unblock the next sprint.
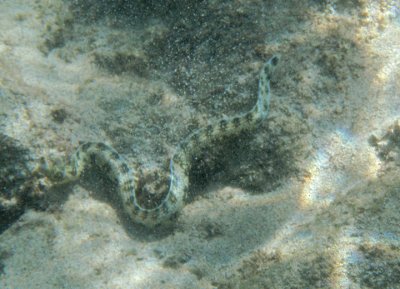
left=0, top=1, right=399, bottom=288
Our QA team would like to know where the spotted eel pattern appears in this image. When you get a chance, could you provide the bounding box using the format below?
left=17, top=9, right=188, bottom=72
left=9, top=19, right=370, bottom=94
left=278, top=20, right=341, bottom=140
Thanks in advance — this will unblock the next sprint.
left=39, top=55, right=279, bottom=227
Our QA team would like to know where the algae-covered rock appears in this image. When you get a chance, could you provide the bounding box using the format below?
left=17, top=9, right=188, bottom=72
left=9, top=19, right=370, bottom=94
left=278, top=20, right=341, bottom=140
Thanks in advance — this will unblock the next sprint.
left=0, top=134, right=35, bottom=232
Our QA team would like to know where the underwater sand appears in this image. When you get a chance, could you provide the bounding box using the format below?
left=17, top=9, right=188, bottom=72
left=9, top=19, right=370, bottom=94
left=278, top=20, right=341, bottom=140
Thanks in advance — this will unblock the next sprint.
left=0, top=0, right=399, bottom=288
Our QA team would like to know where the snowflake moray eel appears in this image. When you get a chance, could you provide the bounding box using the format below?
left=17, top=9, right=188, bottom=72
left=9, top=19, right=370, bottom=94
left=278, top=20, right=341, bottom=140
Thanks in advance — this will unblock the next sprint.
left=38, top=55, right=279, bottom=227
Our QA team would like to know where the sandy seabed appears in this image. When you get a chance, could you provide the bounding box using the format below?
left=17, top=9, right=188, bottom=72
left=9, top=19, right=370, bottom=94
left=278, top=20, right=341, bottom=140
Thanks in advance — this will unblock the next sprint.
left=0, top=1, right=399, bottom=288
